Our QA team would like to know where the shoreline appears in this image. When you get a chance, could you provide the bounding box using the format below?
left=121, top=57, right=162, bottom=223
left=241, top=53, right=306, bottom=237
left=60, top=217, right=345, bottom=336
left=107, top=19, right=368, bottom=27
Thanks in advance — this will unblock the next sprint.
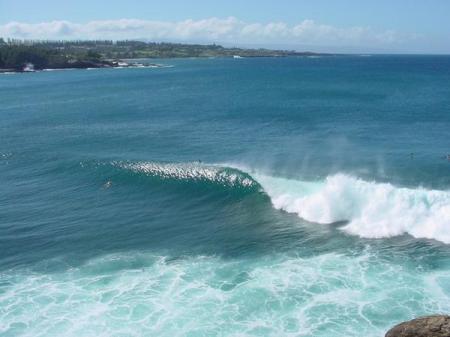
left=0, top=60, right=170, bottom=74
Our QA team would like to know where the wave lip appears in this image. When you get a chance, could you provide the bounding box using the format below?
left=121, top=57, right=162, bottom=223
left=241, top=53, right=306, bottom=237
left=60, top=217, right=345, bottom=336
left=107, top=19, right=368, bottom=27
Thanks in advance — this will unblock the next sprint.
left=254, top=173, right=450, bottom=243
left=119, top=161, right=259, bottom=190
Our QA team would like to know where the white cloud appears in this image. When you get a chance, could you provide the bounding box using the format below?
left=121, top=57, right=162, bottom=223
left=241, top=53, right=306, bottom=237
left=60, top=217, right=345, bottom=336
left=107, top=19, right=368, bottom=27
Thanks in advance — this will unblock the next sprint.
left=0, top=17, right=414, bottom=49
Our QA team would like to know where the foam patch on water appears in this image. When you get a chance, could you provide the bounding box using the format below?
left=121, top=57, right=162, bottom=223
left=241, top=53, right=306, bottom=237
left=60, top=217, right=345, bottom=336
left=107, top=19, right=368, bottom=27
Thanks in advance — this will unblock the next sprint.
left=1, top=251, right=449, bottom=337
left=251, top=173, right=450, bottom=244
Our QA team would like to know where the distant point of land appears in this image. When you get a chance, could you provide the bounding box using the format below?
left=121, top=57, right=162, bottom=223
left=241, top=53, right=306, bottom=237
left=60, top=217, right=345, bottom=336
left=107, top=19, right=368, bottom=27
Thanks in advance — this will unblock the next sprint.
left=0, top=38, right=330, bottom=72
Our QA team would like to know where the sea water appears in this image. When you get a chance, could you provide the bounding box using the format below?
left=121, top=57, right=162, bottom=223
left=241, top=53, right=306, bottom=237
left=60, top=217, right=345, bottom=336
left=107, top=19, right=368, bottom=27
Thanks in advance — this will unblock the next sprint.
left=1, top=56, right=450, bottom=336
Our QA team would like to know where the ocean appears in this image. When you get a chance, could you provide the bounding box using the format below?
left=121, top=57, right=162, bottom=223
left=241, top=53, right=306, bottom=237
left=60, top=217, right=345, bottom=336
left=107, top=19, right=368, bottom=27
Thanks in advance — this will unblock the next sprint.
left=1, top=56, right=450, bottom=337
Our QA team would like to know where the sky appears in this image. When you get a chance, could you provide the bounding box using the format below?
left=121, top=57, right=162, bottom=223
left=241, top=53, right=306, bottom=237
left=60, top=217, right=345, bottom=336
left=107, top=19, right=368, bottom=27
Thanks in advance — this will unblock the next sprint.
left=1, top=0, right=450, bottom=53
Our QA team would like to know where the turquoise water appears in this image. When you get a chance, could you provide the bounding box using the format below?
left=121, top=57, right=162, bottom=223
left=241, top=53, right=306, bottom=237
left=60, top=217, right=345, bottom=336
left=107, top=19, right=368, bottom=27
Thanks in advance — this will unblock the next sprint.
left=1, top=56, right=450, bottom=337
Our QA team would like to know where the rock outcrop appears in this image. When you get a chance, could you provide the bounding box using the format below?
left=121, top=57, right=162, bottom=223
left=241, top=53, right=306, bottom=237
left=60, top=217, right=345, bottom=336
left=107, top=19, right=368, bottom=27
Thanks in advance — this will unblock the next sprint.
left=386, top=315, right=450, bottom=337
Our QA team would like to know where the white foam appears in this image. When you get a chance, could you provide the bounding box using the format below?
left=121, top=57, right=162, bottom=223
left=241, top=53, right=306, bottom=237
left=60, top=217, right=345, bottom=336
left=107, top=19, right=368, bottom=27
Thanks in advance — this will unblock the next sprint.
left=253, top=173, right=450, bottom=243
left=1, top=251, right=449, bottom=337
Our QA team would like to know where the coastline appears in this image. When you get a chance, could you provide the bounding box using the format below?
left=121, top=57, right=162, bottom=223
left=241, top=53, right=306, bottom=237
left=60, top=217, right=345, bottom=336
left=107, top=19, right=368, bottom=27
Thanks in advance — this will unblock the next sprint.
left=0, top=60, right=169, bottom=74
left=0, top=54, right=335, bottom=74
left=0, top=39, right=333, bottom=74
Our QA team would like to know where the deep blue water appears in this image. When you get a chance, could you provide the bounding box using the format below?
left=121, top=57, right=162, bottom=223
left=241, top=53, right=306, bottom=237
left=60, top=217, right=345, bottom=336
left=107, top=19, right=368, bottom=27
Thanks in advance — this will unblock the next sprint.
left=1, top=56, right=450, bottom=337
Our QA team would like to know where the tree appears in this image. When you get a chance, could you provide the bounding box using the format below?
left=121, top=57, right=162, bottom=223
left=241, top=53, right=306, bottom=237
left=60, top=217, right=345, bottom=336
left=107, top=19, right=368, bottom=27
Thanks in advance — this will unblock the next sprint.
left=86, top=50, right=101, bottom=61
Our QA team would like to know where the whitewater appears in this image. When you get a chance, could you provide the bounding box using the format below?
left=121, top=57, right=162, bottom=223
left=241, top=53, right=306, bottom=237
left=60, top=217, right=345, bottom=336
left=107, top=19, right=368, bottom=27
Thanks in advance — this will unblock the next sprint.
left=2, top=250, right=450, bottom=337
left=255, top=173, right=450, bottom=243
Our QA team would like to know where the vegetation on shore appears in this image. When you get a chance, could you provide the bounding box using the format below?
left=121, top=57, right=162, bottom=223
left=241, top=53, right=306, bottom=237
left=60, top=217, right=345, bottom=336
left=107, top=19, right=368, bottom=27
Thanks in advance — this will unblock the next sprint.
left=0, top=38, right=327, bottom=71
left=0, top=38, right=112, bottom=71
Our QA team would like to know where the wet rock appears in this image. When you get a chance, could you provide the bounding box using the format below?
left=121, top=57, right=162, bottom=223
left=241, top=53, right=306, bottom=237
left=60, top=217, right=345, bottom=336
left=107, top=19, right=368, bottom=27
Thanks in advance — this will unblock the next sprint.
left=386, top=315, right=450, bottom=337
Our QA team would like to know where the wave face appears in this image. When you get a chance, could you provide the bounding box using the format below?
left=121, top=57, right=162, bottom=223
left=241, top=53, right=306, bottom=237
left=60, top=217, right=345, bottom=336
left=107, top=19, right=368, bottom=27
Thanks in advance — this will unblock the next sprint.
left=254, top=173, right=450, bottom=243
left=118, top=162, right=260, bottom=190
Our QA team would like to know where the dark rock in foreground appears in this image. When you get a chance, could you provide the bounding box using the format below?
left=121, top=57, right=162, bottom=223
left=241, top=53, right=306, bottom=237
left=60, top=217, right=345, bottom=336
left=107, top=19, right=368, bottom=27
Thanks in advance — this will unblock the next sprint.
left=386, top=315, right=450, bottom=337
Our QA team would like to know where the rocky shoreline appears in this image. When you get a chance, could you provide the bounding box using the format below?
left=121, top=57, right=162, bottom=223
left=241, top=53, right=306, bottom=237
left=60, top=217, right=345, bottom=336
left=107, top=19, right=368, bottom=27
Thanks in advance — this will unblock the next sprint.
left=0, top=60, right=166, bottom=73
left=386, top=315, right=450, bottom=337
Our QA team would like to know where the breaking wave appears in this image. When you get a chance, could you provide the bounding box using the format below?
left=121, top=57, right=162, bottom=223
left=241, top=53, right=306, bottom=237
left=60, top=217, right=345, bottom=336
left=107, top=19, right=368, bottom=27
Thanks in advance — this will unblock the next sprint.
left=116, top=162, right=450, bottom=244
